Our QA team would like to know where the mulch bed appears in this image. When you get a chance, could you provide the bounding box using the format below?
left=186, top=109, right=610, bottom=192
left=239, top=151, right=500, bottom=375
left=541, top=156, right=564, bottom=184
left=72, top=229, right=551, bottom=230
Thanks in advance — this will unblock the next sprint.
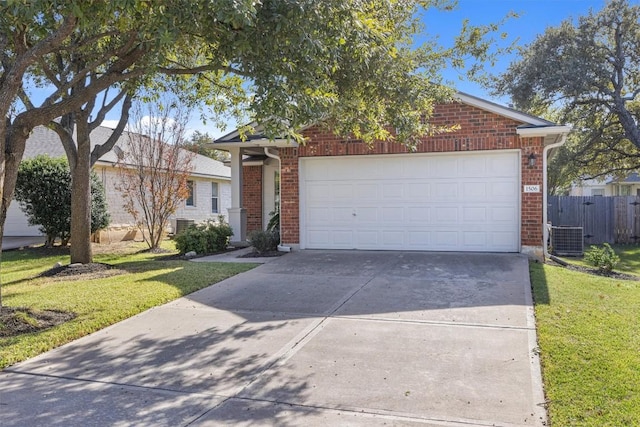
left=156, top=247, right=243, bottom=261
left=39, top=262, right=125, bottom=280
left=239, top=250, right=287, bottom=258
left=0, top=307, right=76, bottom=337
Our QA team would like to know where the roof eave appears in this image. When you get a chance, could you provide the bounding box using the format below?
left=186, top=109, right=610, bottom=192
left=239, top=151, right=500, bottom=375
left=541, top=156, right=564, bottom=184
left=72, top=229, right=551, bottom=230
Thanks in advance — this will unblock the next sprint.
left=210, top=138, right=298, bottom=151
left=516, top=125, right=572, bottom=138
left=455, top=92, right=555, bottom=126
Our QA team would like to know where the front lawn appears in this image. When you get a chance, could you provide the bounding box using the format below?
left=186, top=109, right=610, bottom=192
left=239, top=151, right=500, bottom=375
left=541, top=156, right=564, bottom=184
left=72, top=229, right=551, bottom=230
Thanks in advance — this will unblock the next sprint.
left=531, top=261, right=640, bottom=426
left=0, top=242, right=257, bottom=369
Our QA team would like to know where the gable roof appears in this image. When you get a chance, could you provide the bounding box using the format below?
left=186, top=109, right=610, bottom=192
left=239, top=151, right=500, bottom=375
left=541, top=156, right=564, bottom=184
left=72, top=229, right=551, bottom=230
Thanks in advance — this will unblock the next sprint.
left=215, top=91, right=569, bottom=147
left=607, top=172, right=640, bottom=184
left=24, top=125, right=230, bottom=180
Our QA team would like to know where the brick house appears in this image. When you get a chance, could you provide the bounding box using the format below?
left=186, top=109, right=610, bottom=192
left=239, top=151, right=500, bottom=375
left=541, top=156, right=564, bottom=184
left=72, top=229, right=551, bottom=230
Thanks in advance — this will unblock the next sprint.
left=5, top=126, right=232, bottom=239
left=214, top=92, right=570, bottom=258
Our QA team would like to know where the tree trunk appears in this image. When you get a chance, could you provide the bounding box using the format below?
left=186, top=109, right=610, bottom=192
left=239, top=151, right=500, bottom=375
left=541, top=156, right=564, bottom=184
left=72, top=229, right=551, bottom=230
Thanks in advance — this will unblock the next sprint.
left=70, top=122, right=93, bottom=264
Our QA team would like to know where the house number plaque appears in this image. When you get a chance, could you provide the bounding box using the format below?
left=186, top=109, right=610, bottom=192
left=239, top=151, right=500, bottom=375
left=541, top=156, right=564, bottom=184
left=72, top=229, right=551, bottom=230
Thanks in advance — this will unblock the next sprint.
left=523, top=185, right=540, bottom=193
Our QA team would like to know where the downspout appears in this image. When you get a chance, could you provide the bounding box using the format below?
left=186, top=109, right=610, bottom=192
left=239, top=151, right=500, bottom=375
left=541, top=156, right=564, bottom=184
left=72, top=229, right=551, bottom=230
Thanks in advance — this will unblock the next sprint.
left=543, top=133, right=568, bottom=259
left=263, top=147, right=290, bottom=252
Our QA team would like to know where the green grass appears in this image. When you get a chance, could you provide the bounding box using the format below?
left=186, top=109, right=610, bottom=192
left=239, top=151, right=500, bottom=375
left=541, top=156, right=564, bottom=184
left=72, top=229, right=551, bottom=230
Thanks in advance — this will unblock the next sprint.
left=0, top=242, right=257, bottom=369
left=531, top=261, right=640, bottom=426
left=562, top=244, right=640, bottom=275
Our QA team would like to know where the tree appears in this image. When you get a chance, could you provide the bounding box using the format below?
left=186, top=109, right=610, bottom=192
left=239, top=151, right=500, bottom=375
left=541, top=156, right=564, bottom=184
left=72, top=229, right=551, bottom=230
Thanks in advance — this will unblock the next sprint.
left=14, top=155, right=109, bottom=247
left=183, top=131, right=229, bottom=162
left=115, top=100, right=195, bottom=250
left=1, top=0, right=505, bottom=306
left=494, top=0, right=640, bottom=179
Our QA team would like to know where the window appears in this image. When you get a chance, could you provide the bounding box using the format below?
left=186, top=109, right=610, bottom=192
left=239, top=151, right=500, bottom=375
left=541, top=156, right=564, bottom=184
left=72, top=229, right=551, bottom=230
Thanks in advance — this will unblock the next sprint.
left=186, top=180, right=195, bottom=206
left=619, top=185, right=632, bottom=196
left=211, top=182, right=219, bottom=213
left=592, top=188, right=604, bottom=197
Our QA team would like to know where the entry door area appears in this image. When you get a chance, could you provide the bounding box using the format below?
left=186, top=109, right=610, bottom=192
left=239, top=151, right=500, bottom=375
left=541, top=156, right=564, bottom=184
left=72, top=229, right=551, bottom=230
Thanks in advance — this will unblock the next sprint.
left=300, top=151, right=520, bottom=252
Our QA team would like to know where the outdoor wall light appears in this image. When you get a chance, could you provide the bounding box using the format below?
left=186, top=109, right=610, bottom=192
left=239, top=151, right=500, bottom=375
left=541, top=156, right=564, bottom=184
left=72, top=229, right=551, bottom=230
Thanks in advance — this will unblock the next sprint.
left=528, top=153, right=537, bottom=167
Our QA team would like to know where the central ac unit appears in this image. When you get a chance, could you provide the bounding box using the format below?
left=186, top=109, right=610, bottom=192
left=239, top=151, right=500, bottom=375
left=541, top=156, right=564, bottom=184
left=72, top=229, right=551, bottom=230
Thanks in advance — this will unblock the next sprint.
left=551, top=226, right=584, bottom=256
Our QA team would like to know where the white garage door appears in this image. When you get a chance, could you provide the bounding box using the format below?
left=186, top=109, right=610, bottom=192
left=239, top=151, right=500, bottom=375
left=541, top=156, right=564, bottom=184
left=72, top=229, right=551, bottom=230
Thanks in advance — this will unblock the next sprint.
left=301, top=151, right=520, bottom=252
left=4, top=200, right=42, bottom=237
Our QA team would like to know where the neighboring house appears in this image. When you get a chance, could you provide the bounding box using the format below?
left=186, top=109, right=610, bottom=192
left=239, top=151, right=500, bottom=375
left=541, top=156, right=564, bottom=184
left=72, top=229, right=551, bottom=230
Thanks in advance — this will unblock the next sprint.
left=570, top=173, right=640, bottom=197
left=214, top=92, right=570, bottom=259
left=4, top=126, right=231, bottom=239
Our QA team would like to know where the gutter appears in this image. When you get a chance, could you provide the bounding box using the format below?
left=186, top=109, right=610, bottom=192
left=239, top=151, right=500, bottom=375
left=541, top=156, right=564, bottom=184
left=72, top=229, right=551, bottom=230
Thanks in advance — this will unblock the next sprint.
left=263, top=147, right=290, bottom=252
left=542, top=132, right=569, bottom=259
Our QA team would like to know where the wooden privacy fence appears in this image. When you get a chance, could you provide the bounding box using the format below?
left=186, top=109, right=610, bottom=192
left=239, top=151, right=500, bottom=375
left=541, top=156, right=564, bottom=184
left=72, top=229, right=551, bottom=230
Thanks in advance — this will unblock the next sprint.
left=548, top=196, right=640, bottom=245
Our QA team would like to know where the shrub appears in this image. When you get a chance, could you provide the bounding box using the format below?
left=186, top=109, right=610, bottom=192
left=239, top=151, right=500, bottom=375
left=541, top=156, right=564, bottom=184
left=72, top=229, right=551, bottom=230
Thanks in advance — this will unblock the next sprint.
left=14, top=155, right=110, bottom=246
left=584, top=243, right=620, bottom=272
left=174, top=218, right=233, bottom=254
left=266, top=208, right=280, bottom=232
left=248, top=230, right=279, bottom=254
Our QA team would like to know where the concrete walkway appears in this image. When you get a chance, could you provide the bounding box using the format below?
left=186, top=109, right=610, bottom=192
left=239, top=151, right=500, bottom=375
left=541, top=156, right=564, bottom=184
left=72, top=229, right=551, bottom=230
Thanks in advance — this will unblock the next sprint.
left=1, top=251, right=546, bottom=426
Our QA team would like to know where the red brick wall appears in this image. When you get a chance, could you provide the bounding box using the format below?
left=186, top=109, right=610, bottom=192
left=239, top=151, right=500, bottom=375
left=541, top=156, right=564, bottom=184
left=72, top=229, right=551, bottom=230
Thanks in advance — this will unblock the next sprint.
left=278, top=101, right=546, bottom=249
left=242, top=165, right=263, bottom=234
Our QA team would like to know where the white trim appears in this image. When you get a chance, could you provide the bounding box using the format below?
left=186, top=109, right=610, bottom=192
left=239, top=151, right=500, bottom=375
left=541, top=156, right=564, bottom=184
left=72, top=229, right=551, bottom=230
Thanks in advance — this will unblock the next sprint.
left=516, top=125, right=572, bottom=138
left=210, top=138, right=297, bottom=150
left=455, top=92, right=554, bottom=126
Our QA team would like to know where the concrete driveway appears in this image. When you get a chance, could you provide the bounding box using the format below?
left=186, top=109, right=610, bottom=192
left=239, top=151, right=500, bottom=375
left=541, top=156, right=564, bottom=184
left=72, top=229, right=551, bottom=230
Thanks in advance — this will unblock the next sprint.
left=1, top=251, right=546, bottom=426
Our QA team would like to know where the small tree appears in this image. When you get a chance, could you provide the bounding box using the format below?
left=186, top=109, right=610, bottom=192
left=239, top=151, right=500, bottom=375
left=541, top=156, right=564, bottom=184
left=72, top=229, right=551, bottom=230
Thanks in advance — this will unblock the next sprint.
left=183, top=131, right=229, bottom=162
left=116, top=100, right=195, bottom=250
left=14, top=155, right=110, bottom=247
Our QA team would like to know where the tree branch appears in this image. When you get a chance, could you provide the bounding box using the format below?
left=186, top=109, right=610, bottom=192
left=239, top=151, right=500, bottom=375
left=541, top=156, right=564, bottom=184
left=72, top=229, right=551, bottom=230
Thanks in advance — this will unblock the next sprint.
left=91, top=93, right=133, bottom=165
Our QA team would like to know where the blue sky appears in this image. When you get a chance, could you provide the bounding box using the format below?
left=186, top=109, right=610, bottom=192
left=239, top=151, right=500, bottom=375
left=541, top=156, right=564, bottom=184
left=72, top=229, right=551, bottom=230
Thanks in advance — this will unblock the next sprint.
left=423, top=0, right=609, bottom=97
left=97, top=1, right=614, bottom=137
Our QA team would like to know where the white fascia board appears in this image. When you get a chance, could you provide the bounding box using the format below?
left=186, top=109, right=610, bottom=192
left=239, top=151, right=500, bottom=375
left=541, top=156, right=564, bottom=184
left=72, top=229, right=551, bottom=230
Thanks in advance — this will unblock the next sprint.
left=211, top=138, right=298, bottom=150
left=455, top=92, right=553, bottom=126
left=516, top=125, right=572, bottom=137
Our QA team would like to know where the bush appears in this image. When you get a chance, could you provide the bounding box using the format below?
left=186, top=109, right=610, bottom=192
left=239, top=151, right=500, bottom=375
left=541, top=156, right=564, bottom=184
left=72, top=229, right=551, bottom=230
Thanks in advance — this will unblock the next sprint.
left=14, top=155, right=110, bottom=246
left=266, top=208, right=279, bottom=232
left=584, top=243, right=620, bottom=272
left=173, top=218, right=233, bottom=254
left=248, top=230, right=280, bottom=254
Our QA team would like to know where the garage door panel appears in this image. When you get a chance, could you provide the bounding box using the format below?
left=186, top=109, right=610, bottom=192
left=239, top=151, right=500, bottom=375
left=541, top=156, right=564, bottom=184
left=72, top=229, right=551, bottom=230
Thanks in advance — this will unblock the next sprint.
left=434, top=207, right=458, bottom=223
left=434, top=183, right=458, bottom=200
left=491, top=206, right=517, bottom=222
left=489, top=154, right=519, bottom=176
left=302, top=152, right=519, bottom=252
left=357, top=207, right=378, bottom=222
left=382, top=231, right=404, bottom=246
left=407, top=182, right=430, bottom=198
left=402, top=158, right=432, bottom=179
left=491, top=182, right=517, bottom=198
left=333, top=184, right=353, bottom=199
left=332, top=208, right=353, bottom=222
left=434, top=158, right=458, bottom=178
left=355, top=183, right=378, bottom=200
left=306, top=183, right=332, bottom=200
left=383, top=183, right=404, bottom=199
left=407, top=207, right=430, bottom=222
left=461, top=157, right=487, bottom=177
left=463, top=231, right=487, bottom=247
left=463, top=206, right=487, bottom=222
left=307, top=207, right=331, bottom=222
left=433, top=231, right=460, bottom=248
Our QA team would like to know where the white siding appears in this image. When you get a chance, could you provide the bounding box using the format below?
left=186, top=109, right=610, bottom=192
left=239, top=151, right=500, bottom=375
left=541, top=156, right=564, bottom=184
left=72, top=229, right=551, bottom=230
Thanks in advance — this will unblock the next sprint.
left=99, top=165, right=232, bottom=232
